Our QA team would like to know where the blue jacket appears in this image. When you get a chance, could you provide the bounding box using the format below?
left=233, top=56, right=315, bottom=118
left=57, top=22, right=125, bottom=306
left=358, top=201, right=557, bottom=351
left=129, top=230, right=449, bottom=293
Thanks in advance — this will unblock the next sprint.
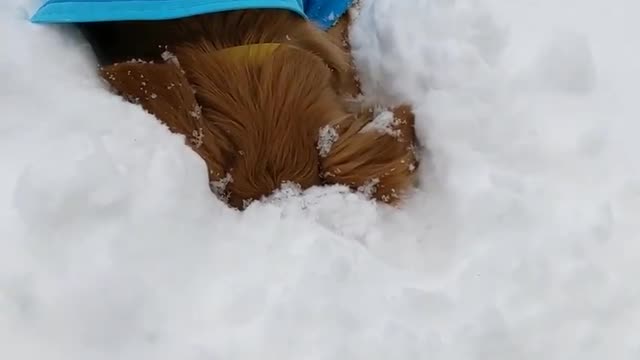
left=30, top=0, right=352, bottom=30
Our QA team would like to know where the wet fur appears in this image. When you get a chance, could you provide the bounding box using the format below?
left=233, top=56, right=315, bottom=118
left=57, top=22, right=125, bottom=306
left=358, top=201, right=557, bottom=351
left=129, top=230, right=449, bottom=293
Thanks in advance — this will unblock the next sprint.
left=83, top=9, right=419, bottom=209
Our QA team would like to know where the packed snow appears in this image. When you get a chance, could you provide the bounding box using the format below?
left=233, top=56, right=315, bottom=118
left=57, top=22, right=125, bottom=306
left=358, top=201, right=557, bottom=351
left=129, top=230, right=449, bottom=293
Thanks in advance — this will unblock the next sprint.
left=2, top=0, right=640, bottom=359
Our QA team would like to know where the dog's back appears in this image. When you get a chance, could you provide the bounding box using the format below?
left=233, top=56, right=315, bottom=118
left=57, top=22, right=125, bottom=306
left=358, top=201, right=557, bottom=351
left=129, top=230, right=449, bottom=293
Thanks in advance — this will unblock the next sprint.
left=81, top=10, right=350, bottom=83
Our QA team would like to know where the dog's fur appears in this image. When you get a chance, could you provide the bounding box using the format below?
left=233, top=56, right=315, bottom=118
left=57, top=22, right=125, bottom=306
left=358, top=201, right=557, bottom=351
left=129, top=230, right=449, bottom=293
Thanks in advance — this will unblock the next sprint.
left=81, top=9, right=419, bottom=209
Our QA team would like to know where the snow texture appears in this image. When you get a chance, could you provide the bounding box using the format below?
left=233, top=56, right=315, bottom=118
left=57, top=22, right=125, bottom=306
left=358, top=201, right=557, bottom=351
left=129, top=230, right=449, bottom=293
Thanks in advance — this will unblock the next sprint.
left=361, top=108, right=400, bottom=137
left=2, top=0, right=640, bottom=359
left=317, top=124, right=339, bottom=157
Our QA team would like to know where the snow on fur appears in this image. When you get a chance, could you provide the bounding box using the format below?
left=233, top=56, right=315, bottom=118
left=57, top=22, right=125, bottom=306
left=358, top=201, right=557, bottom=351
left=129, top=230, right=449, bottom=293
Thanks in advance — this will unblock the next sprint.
left=1, top=0, right=640, bottom=359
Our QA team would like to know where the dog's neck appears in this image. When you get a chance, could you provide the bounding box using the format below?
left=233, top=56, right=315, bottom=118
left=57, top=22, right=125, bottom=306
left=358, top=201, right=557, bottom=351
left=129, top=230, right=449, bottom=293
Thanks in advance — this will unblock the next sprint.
left=213, top=43, right=282, bottom=63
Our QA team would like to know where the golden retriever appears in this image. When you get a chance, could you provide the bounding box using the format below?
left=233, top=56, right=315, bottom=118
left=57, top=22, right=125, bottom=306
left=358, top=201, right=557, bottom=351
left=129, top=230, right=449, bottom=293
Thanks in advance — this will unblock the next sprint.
left=80, top=8, right=419, bottom=209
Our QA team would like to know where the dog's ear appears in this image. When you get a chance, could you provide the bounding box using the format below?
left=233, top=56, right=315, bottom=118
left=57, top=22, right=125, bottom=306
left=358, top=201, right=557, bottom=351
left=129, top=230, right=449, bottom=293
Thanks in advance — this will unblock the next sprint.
left=99, top=61, right=200, bottom=135
left=99, top=61, right=229, bottom=181
left=319, top=105, right=419, bottom=204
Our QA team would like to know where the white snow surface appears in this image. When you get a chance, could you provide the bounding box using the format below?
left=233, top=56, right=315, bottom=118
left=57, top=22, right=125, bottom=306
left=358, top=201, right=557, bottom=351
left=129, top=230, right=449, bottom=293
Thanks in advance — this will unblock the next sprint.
left=2, top=0, right=640, bottom=359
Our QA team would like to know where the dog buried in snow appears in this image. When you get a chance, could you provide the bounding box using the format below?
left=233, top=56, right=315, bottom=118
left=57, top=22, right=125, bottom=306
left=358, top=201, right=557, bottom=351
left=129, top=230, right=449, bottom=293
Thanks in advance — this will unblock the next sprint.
left=31, top=0, right=420, bottom=210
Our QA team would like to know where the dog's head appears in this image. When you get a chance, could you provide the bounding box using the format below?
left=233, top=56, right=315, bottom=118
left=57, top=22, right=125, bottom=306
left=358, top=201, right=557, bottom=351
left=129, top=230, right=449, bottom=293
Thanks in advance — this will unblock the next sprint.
left=176, top=42, right=357, bottom=208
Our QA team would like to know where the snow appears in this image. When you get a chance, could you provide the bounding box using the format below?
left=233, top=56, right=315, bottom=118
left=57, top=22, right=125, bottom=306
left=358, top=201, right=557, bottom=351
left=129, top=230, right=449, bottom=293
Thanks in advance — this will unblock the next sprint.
left=317, top=124, right=339, bottom=157
left=361, top=109, right=401, bottom=137
left=2, top=0, right=640, bottom=359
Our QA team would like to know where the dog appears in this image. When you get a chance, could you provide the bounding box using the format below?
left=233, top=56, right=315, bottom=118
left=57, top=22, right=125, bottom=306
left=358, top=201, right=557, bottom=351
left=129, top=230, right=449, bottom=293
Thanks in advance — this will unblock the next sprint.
left=78, top=7, right=419, bottom=210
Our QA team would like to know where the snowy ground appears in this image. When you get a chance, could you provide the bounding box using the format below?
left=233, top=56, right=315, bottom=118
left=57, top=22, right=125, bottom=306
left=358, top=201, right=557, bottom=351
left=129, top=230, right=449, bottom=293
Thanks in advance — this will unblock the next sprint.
left=2, top=0, right=640, bottom=359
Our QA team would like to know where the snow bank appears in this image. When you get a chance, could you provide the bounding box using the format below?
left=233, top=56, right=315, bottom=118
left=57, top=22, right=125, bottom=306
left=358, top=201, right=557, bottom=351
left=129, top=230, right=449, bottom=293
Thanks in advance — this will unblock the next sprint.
left=1, top=0, right=640, bottom=359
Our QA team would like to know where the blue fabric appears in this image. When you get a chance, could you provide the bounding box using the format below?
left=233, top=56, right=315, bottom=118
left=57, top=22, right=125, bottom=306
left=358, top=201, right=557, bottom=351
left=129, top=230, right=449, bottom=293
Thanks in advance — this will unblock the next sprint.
left=30, top=0, right=351, bottom=30
left=304, top=0, right=351, bottom=30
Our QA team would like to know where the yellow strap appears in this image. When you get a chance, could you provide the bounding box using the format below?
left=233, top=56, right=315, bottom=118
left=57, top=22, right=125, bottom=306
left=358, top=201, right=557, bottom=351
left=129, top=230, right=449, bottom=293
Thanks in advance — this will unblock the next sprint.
left=214, top=43, right=282, bottom=63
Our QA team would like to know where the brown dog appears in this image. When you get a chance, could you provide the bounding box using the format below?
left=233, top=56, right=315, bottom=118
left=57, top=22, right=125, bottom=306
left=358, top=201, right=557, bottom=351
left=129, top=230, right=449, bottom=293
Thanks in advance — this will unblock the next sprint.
left=80, top=9, right=419, bottom=209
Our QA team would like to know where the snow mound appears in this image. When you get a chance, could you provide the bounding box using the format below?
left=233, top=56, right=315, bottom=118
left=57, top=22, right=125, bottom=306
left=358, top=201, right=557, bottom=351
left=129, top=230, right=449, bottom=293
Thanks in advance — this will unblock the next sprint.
left=2, top=0, right=640, bottom=359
